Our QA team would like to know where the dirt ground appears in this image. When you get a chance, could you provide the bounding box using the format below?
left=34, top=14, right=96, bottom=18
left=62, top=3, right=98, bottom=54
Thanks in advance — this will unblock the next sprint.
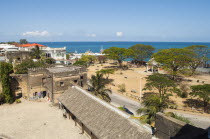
left=87, top=61, right=210, bottom=113
left=0, top=98, right=88, bottom=139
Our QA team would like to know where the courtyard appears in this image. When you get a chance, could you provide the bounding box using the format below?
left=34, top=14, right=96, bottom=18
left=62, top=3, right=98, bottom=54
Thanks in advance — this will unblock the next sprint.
left=0, top=98, right=88, bottom=139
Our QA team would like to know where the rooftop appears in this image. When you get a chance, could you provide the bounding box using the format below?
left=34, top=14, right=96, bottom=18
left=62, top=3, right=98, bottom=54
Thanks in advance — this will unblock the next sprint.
left=46, top=66, right=83, bottom=73
left=20, top=43, right=46, bottom=47
left=58, top=86, right=152, bottom=139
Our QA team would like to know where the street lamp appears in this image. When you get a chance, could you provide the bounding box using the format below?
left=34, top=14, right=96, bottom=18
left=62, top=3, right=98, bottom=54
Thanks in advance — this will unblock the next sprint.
left=139, top=77, right=144, bottom=103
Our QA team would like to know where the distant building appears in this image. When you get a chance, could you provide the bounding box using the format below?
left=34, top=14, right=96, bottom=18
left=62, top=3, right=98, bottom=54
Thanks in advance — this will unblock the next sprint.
left=19, top=43, right=46, bottom=51
left=26, top=66, right=87, bottom=103
left=41, top=47, right=67, bottom=64
left=5, top=51, right=31, bottom=64
left=0, top=44, right=19, bottom=54
left=19, top=43, right=67, bottom=64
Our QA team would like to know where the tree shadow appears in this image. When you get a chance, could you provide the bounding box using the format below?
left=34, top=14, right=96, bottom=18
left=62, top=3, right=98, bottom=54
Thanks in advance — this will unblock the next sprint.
left=183, top=99, right=210, bottom=113
left=105, top=78, right=114, bottom=84
left=184, top=99, right=204, bottom=109
left=10, top=77, right=21, bottom=99
left=16, top=93, right=22, bottom=99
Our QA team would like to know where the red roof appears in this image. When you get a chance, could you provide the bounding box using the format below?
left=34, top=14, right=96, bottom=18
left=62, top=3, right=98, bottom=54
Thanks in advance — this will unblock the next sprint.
left=20, top=43, right=46, bottom=47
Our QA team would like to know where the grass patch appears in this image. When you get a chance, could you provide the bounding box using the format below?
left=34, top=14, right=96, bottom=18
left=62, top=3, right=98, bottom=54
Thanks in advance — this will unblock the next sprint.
left=165, top=112, right=191, bottom=124
left=118, top=107, right=126, bottom=111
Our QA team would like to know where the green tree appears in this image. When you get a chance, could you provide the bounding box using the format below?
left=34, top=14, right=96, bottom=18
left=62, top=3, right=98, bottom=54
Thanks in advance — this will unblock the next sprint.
left=14, top=59, right=45, bottom=74
left=185, top=45, right=209, bottom=75
left=97, top=55, right=107, bottom=63
left=103, top=47, right=133, bottom=68
left=19, top=39, right=28, bottom=44
left=137, top=94, right=168, bottom=124
left=190, top=84, right=210, bottom=113
left=90, top=72, right=112, bottom=102
left=0, top=62, right=14, bottom=103
left=73, top=60, right=88, bottom=67
left=129, top=44, right=155, bottom=65
left=30, top=45, right=42, bottom=59
left=153, top=48, right=194, bottom=79
left=96, top=69, right=115, bottom=79
left=143, top=73, right=177, bottom=98
left=44, top=58, right=56, bottom=64
left=80, top=55, right=97, bottom=65
left=137, top=73, right=177, bottom=124
left=15, top=59, right=36, bottom=74
left=66, top=53, right=70, bottom=60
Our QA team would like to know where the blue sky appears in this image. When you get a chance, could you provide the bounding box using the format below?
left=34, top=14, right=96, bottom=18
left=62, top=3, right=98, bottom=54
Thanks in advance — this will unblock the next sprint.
left=0, top=0, right=210, bottom=42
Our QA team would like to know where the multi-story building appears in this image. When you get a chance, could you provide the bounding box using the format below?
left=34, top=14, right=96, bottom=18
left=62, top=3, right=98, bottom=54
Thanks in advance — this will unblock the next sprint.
left=19, top=66, right=87, bottom=103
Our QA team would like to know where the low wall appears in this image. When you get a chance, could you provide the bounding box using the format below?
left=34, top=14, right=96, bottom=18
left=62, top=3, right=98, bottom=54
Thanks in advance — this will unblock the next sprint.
left=155, top=112, right=208, bottom=139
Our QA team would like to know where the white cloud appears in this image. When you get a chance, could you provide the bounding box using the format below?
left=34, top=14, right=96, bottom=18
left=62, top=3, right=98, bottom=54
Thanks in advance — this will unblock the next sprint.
left=87, top=33, right=96, bottom=37
left=116, top=32, right=123, bottom=37
left=22, top=31, right=50, bottom=37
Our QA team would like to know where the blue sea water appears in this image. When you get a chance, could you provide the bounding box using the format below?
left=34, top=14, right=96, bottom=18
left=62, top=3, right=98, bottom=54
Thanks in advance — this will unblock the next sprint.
left=36, top=42, right=210, bottom=53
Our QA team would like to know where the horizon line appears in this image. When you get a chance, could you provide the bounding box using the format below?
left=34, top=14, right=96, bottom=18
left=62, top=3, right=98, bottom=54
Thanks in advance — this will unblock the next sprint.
left=30, top=41, right=210, bottom=43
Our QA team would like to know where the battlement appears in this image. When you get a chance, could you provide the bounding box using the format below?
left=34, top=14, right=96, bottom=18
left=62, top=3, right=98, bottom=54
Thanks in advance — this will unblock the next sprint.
left=28, top=65, right=86, bottom=75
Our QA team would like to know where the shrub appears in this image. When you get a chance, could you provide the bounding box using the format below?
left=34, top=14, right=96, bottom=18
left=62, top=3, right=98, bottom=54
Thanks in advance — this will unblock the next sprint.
left=118, top=107, right=126, bottom=111
left=118, top=84, right=126, bottom=93
left=168, top=104, right=178, bottom=109
left=165, top=112, right=175, bottom=117
left=15, top=99, right=21, bottom=103
left=45, top=58, right=55, bottom=64
left=166, top=112, right=191, bottom=124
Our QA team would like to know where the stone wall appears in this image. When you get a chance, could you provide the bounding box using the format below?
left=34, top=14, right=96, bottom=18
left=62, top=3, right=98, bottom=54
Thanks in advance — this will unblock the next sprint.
left=5, top=51, right=31, bottom=63
left=28, top=68, right=48, bottom=98
left=10, top=74, right=28, bottom=98
left=155, top=112, right=208, bottom=139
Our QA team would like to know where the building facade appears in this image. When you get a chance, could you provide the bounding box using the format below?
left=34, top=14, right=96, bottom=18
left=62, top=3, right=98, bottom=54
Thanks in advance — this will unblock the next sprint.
left=27, top=66, right=87, bottom=103
left=41, top=47, right=67, bottom=64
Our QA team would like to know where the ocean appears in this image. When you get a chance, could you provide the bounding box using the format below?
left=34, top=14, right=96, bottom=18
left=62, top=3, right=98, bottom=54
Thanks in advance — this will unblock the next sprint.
left=36, top=42, right=210, bottom=53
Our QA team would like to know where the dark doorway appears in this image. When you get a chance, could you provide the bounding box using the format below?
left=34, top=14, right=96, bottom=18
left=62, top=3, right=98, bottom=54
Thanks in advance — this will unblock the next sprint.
left=43, top=91, right=47, bottom=98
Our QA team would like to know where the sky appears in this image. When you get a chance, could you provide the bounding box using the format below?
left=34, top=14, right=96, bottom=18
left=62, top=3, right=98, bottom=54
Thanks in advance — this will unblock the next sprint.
left=0, top=0, right=210, bottom=42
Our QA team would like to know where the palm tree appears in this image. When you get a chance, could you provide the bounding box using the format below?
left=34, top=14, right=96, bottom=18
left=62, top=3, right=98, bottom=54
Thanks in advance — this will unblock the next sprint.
left=137, top=94, right=168, bottom=124
left=30, top=45, right=41, bottom=59
left=90, top=72, right=112, bottom=102
left=96, top=69, right=115, bottom=79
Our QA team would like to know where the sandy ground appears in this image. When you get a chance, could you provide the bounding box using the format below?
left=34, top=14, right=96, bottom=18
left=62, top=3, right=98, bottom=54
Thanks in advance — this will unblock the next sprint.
left=0, top=99, right=88, bottom=139
left=87, top=62, right=210, bottom=117
left=88, top=62, right=210, bottom=105
left=87, top=62, right=150, bottom=100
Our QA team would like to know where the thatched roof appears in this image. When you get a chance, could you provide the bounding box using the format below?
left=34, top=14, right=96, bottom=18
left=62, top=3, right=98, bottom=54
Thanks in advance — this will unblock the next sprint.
left=58, top=86, right=152, bottom=139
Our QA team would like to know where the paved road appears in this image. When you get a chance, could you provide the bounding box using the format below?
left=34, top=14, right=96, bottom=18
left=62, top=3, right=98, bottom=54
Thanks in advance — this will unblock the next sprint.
left=110, top=93, right=141, bottom=115
left=110, top=93, right=210, bottom=129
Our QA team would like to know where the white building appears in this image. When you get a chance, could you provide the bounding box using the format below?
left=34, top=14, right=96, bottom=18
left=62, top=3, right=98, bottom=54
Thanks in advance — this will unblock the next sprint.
left=41, top=47, right=67, bottom=64
left=0, top=44, right=19, bottom=54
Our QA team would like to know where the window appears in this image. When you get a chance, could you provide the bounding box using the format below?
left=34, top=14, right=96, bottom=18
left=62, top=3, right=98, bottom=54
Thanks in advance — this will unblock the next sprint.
left=60, top=82, right=64, bottom=86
